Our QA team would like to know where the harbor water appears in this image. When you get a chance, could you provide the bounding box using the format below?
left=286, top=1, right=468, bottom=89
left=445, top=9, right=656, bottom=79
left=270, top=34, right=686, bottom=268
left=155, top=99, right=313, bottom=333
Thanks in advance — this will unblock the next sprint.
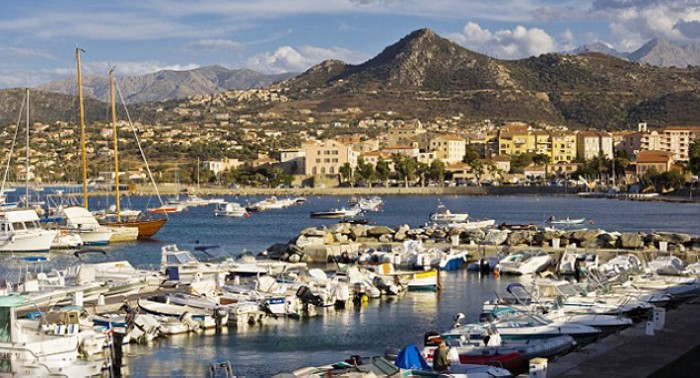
left=1, top=194, right=698, bottom=375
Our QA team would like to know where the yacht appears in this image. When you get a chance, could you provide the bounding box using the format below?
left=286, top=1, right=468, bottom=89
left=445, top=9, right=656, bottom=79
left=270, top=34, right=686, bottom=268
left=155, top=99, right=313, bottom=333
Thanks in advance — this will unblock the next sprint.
left=214, top=202, right=249, bottom=217
left=0, top=209, right=57, bottom=252
left=60, top=206, right=113, bottom=245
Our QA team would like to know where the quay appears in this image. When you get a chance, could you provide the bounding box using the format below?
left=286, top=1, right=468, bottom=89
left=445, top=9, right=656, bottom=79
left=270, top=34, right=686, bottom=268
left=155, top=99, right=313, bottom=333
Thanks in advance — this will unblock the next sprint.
left=548, top=299, right=700, bottom=377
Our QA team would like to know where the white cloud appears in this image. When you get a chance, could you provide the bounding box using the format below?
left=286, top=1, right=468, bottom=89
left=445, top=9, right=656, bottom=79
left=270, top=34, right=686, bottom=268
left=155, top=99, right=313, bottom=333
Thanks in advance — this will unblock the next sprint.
left=448, top=22, right=557, bottom=59
left=246, top=45, right=368, bottom=73
left=0, top=47, right=54, bottom=60
left=561, top=28, right=576, bottom=51
left=591, top=0, right=700, bottom=49
left=185, top=39, right=243, bottom=51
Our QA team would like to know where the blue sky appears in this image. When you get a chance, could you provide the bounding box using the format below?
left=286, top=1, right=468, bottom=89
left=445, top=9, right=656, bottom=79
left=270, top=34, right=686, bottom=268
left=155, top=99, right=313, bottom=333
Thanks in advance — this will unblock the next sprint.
left=0, top=0, right=698, bottom=88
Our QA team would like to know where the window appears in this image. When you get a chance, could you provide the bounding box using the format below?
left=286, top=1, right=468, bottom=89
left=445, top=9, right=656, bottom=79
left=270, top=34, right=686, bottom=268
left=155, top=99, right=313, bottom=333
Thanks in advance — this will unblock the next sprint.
left=321, top=167, right=326, bottom=174
left=312, top=167, right=317, bottom=175
left=329, top=167, right=335, bottom=174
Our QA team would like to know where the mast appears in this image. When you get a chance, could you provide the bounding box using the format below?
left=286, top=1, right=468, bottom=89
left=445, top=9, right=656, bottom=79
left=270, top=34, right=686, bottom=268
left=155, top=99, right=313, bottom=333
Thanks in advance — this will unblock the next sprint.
left=110, top=68, right=121, bottom=222
left=76, top=47, right=89, bottom=209
left=197, top=157, right=200, bottom=193
left=25, top=88, right=30, bottom=207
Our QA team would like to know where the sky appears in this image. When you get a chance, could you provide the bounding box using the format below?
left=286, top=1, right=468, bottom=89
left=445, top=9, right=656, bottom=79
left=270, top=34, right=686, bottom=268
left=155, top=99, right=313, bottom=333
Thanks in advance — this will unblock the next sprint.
left=0, top=0, right=698, bottom=88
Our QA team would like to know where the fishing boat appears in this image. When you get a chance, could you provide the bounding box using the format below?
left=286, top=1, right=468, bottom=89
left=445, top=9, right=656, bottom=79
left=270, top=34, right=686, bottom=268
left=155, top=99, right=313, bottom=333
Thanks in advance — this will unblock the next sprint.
left=214, top=202, right=249, bottom=217
left=96, top=66, right=167, bottom=239
left=0, top=210, right=57, bottom=253
left=429, top=209, right=469, bottom=223
left=495, top=249, right=552, bottom=275
left=310, top=205, right=362, bottom=219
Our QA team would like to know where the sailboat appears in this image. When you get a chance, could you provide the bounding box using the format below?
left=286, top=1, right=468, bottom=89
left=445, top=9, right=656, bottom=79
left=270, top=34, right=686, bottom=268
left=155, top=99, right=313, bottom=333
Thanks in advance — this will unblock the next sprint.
left=97, top=64, right=167, bottom=239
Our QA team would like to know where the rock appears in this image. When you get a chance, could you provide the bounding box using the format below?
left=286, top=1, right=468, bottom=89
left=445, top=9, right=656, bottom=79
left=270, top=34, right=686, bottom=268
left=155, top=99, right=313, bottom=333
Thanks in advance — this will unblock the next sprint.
left=367, top=226, right=395, bottom=237
left=461, top=229, right=486, bottom=243
left=288, top=253, right=301, bottom=263
left=655, top=232, right=692, bottom=245
left=394, top=225, right=409, bottom=242
left=378, top=234, right=394, bottom=243
left=597, top=233, right=618, bottom=248
left=301, top=254, right=314, bottom=263
left=690, top=237, right=700, bottom=251
left=266, top=242, right=290, bottom=258
left=483, top=230, right=509, bottom=245
left=541, top=229, right=563, bottom=242
left=571, top=229, right=604, bottom=243
left=620, top=232, right=645, bottom=249
left=581, top=239, right=605, bottom=249
left=300, top=227, right=326, bottom=237
left=323, top=233, right=335, bottom=244
left=507, top=231, right=535, bottom=246
left=295, top=234, right=326, bottom=248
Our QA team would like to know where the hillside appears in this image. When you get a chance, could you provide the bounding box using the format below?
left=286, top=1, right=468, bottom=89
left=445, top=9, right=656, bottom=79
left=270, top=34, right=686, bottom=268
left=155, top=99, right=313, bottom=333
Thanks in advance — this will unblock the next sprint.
left=37, top=66, right=295, bottom=103
left=278, top=28, right=700, bottom=128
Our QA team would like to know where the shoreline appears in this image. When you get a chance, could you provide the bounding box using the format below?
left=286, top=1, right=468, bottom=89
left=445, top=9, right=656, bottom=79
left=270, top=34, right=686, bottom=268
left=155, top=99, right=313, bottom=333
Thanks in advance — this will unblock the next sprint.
left=19, top=183, right=698, bottom=203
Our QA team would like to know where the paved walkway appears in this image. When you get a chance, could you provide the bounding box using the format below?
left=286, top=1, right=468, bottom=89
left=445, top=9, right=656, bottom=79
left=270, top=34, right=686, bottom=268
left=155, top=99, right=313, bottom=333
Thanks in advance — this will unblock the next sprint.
left=548, top=299, right=700, bottom=377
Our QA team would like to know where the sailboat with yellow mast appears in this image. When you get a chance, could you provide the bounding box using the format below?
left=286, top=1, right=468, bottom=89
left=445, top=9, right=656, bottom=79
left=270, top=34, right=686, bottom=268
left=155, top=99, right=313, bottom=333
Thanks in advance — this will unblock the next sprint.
left=74, top=48, right=166, bottom=240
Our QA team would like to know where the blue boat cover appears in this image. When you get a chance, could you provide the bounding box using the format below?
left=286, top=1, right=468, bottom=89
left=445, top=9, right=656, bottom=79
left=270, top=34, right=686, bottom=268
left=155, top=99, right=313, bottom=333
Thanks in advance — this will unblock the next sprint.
left=395, top=344, right=431, bottom=370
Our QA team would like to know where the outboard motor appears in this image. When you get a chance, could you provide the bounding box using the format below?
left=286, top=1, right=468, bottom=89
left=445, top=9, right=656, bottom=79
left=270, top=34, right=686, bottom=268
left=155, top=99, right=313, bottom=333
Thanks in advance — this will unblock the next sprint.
left=296, top=285, right=323, bottom=307
left=479, top=258, right=491, bottom=275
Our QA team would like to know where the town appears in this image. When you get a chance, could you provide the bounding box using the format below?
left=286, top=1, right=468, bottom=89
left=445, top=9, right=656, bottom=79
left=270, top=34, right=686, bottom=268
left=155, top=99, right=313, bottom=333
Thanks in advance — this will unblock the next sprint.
left=3, top=87, right=698, bottom=194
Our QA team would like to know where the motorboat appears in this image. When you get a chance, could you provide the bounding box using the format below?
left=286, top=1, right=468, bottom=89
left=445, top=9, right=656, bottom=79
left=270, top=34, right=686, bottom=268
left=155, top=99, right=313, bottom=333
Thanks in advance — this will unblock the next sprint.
left=137, top=297, right=229, bottom=329
left=598, top=254, right=645, bottom=282
left=350, top=196, right=384, bottom=211
left=498, top=222, right=538, bottom=231
left=310, top=206, right=361, bottom=219
left=558, top=250, right=599, bottom=276
left=50, top=230, right=84, bottom=249
left=0, top=296, right=104, bottom=376
left=648, top=255, right=686, bottom=276
left=160, top=244, right=230, bottom=283
left=214, top=202, right=249, bottom=217
left=246, top=196, right=290, bottom=212
left=60, top=206, right=113, bottom=245
left=546, top=215, right=586, bottom=225
left=430, top=209, right=469, bottom=223
left=0, top=209, right=57, bottom=253
left=495, top=250, right=552, bottom=275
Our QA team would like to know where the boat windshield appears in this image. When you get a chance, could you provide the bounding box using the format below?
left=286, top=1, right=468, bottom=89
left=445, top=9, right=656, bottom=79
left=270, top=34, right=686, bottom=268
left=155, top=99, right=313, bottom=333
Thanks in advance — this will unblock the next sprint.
left=167, top=252, right=198, bottom=265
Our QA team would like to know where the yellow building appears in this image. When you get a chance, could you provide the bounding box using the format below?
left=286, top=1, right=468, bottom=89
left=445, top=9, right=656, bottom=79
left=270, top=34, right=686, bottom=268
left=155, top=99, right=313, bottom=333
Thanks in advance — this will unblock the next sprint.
left=549, top=131, right=577, bottom=162
left=430, top=135, right=466, bottom=163
left=498, top=128, right=535, bottom=156
left=303, top=140, right=358, bottom=175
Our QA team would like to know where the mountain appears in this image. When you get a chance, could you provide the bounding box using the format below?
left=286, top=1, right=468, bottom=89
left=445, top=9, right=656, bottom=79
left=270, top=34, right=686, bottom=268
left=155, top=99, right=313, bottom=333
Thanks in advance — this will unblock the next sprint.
left=572, top=38, right=700, bottom=68
left=571, top=42, right=626, bottom=59
left=279, top=28, right=700, bottom=128
left=627, top=38, right=700, bottom=68
left=37, top=65, right=296, bottom=103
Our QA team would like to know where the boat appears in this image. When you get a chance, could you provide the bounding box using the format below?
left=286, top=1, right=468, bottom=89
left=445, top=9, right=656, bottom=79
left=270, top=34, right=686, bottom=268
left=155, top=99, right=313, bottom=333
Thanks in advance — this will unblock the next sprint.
left=349, top=196, right=384, bottom=211
left=310, top=205, right=362, bottom=219
left=137, top=297, right=229, bottom=329
left=246, top=196, right=292, bottom=212
left=214, top=202, right=249, bottom=217
left=648, top=255, right=686, bottom=276
left=546, top=215, right=586, bottom=225
left=0, top=210, right=57, bottom=252
left=0, top=296, right=104, bottom=376
left=373, top=263, right=439, bottom=291
left=430, top=209, right=469, bottom=223
left=446, top=219, right=496, bottom=230
left=160, top=244, right=230, bottom=283
left=558, top=250, right=599, bottom=276
left=495, top=249, right=552, bottom=275
left=498, top=222, right=538, bottom=231
left=50, top=230, right=84, bottom=249
left=97, top=67, right=167, bottom=240
left=60, top=206, right=113, bottom=245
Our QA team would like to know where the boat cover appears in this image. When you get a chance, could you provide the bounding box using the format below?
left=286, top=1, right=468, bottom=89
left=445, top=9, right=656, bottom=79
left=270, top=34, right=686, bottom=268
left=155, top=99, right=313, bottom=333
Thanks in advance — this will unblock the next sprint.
left=395, top=344, right=431, bottom=370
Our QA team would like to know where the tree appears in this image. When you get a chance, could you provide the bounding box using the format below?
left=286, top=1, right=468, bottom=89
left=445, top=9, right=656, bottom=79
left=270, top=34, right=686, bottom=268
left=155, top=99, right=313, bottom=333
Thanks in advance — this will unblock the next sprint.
left=462, top=145, right=480, bottom=165
left=649, top=170, right=687, bottom=192
left=690, top=140, right=700, bottom=176
left=416, top=162, right=429, bottom=187
left=339, top=162, right=353, bottom=185
left=393, top=154, right=418, bottom=187
left=532, top=153, right=551, bottom=166
left=354, top=158, right=375, bottom=186
left=375, top=157, right=391, bottom=187
left=428, top=159, right=446, bottom=186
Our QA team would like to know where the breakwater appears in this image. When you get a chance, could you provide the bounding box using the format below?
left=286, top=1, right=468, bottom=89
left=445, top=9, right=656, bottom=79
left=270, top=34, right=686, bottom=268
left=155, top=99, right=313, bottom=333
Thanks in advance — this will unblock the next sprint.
left=269, top=222, right=700, bottom=263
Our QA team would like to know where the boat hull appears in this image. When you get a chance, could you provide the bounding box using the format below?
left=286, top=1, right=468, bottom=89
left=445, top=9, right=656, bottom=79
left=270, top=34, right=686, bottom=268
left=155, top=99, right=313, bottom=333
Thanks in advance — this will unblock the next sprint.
left=102, top=218, right=167, bottom=240
left=0, top=230, right=57, bottom=253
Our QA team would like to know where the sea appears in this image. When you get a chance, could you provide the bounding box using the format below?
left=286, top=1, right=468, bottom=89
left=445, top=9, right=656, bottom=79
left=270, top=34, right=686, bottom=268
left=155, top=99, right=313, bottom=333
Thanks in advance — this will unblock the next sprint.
left=1, top=194, right=699, bottom=376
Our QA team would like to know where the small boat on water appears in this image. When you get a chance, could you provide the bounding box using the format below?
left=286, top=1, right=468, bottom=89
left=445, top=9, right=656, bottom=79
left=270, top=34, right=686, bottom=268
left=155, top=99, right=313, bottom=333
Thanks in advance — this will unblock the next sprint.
left=214, top=202, right=249, bottom=217
left=310, top=206, right=361, bottom=219
left=137, top=297, right=229, bottom=330
left=446, top=219, right=496, bottom=230
left=498, top=222, right=538, bottom=231
left=546, top=215, right=586, bottom=225
left=349, top=196, right=384, bottom=211
left=430, top=209, right=469, bottom=223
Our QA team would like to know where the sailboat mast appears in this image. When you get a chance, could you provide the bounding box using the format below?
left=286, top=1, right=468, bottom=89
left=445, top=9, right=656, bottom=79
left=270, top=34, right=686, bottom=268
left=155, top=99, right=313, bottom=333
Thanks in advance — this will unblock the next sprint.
left=76, top=47, right=89, bottom=209
left=25, top=88, right=30, bottom=207
left=110, top=68, right=121, bottom=222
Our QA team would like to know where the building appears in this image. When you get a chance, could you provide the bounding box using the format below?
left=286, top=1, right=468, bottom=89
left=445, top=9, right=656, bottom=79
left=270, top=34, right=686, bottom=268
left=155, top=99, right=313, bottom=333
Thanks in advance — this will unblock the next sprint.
left=303, top=140, right=358, bottom=175
left=430, top=135, right=466, bottom=163
left=383, top=144, right=419, bottom=158
left=498, top=126, right=535, bottom=156
left=576, top=131, right=613, bottom=161
left=635, top=150, right=674, bottom=177
left=276, top=149, right=306, bottom=175
left=203, top=158, right=242, bottom=175
left=386, top=119, right=426, bottom=145
left=549, top=131, right=577, bottom=163
left=618, top=123, right=698, bottom=162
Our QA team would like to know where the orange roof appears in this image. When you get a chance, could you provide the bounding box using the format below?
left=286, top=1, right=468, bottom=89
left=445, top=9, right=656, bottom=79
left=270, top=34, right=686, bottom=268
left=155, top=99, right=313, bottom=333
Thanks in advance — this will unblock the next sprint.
left=361, top=151, right=390, bottom=157
left=637, top=150, right=673, bottom=163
